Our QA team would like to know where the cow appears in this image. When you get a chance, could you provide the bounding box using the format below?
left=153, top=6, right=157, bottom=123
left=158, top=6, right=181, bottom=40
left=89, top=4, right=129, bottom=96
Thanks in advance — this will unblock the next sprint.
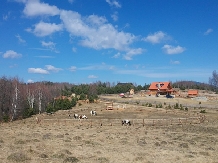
left=122, top=119, right=131, bottom=126
left=79, top=115, right=88, bottom=119
left=90, top=110, right=97, bottom=116
left=74, top=114, right=79, bottom=119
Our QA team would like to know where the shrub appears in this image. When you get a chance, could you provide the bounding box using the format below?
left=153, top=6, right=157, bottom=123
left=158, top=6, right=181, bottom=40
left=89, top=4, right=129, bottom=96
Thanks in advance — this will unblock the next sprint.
left=45, top=103, right=55, bottom=113
left=174, top=103, right=179, bottom=109
left=63, top=156, right=79, bottom=163
left=22, top=107, right=35, bottom=119
left=3, top=115, right=9, bottom=122
left=156, top=103, right=162, bottom=108
left=200, top=110, right=206, bottom=113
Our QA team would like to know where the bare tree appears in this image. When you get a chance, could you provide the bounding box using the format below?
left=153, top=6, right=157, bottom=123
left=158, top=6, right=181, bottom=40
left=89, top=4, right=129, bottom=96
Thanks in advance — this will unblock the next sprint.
left=27, top=89, right=35, bottom=109
left=11, top=84, right=19, bottom=121
left=38, top=88, right=43, bottom=114
left=209, top=70, right=218, bottom=88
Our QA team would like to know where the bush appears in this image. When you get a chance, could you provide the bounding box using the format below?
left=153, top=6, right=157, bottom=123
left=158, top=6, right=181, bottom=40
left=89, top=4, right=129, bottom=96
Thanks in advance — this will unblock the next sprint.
left=45, top=103, right=55, bottom=113
left=156, top=103, right=162, bottom=108
left=3, top=115, right=9, bottom=122
left=148, top=103, right=152, bottom=107
left=71, top=97, right=77, bottom=107
left=63, top=156, right=79, bottom=163
left=79, top=93, right=86, bottom=100
left=200, top=110, right=206, bottom=113
left=174, top=103, right=179, bottom=109
left=22, top=107, right=35, bottom=119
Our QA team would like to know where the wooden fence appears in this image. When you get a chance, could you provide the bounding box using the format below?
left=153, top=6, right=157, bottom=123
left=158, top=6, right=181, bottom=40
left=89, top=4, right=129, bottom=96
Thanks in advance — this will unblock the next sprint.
left=39, top=115, right=206, bottom=127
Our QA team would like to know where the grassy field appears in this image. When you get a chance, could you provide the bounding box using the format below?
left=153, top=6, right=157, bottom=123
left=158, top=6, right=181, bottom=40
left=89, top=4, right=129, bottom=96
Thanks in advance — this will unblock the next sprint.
left=0, top=95, right=218, bottom=163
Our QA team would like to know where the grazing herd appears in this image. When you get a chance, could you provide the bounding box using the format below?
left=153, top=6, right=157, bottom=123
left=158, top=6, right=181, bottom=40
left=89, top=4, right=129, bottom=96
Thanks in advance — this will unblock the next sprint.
left=72, top=113, right=88, bottom=119
left=69, top=110, right=131, bottom=126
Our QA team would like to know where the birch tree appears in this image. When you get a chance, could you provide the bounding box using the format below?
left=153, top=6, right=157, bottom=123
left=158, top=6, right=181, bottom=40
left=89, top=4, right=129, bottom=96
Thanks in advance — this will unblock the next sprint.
left=11, top=84, right=19, bottom=121
left=38, top=89, right=43, bottom=114
left=27, top=89, right=35, bottom=109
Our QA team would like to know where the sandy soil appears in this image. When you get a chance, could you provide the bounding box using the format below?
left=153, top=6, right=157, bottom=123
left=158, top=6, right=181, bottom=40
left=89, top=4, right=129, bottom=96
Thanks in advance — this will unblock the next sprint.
left=0, top=95, right=218, bottom=163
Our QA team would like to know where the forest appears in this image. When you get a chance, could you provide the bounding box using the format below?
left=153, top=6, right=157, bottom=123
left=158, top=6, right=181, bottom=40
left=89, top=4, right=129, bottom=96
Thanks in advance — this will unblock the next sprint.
left=0, top=70, right=218, bottom=122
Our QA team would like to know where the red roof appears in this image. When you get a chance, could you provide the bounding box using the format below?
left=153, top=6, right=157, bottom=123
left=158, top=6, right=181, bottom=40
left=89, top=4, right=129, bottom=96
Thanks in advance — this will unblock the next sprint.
left=149, top=82, right=172, bottom=91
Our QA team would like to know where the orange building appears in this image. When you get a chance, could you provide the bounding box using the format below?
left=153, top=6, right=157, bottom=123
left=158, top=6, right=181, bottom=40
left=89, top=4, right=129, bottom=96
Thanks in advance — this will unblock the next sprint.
left=187, top=90, right=198, bottom=97
left=148, top=82, right=174, bottom=95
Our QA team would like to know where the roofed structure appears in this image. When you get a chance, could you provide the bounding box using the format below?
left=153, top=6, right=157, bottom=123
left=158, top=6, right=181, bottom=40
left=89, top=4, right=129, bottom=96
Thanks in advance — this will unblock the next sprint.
left=187, top=89, right=198, bottom=97
left=148, top=82, right=174, bottom=95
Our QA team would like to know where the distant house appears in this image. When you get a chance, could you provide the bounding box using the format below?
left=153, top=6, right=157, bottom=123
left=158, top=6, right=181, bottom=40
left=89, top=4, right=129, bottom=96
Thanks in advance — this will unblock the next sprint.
left=148, top=82, right=174, bottom=95
left=187, top=89, right=198, bottom=97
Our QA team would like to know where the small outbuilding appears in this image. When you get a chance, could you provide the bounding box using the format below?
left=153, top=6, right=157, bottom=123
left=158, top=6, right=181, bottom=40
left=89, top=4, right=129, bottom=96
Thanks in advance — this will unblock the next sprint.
left=187, top=89, right=198, bottom=97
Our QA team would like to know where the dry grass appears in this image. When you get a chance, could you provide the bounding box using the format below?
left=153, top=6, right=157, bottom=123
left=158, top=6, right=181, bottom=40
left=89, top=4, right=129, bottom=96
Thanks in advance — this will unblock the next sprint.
left=0, top=95, right=218, bottom=163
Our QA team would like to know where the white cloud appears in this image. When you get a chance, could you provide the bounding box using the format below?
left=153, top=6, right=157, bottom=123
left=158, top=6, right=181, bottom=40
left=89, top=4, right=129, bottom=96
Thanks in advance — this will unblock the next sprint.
left=15, top=34, right=26, bottom=43
left=30, top=21, right=63, bottom=37
left=9, top=64, right=18, bottom=68
left=86, top=15, right=108, bottom=26
left=3, top=50, right=22, bottom=58
left=69, top=66, right=77, bottom=72
left=72, top=47, right=77, bottom=52
left=41, top=41, right=58, bottom=52
left=27, top=79, right=34, bottom=83
left=3, top=12, right=10, bottom=21
left=143, top=31, right=170, bottom=44
left=112, top=52, right=121, bottom=58
left=106, top=0, right=121, bottom=8
left=35, top=55, right=54, bottom=58
left=60, top=10, right=137, bottom=52
left=111, top=12, right=118, bottom=21
left=18, top=0, right=143, bottom=60
left=23, top=0, right=60, bottom=17
left=170, top=60, right=180, bottom=64
left=162, top=44, right=186, bottom=54
left=204, top=28, right=213, bottom=35
left=88, top=75, right=98, bottom=79
left=3, top=15, right=8, bottom=21
left=78, top=63, right=115, bottom=71
left=123, top=48, right=144, bottom=60
left=45, top=65, right=62, bottom=72
left=28, top=68, right=49, bottom=74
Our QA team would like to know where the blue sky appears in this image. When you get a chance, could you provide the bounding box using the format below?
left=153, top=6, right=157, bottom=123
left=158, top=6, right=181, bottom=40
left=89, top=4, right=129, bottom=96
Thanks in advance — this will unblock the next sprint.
left=0, top=0, right=218, bottom=85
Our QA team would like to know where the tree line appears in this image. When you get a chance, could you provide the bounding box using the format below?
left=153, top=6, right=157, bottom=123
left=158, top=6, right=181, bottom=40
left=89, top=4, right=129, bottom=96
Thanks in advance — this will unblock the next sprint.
left=0, top=71, right=217, bottom=122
